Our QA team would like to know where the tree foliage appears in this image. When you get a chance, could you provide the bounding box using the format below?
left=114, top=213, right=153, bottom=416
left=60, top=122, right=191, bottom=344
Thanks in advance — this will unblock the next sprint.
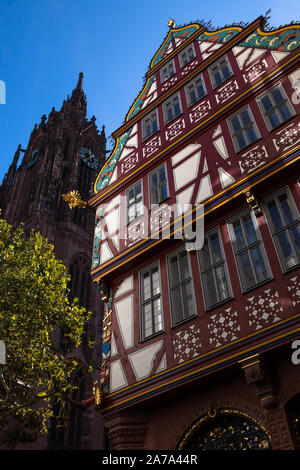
left=0, top=215, right=91, bottom=445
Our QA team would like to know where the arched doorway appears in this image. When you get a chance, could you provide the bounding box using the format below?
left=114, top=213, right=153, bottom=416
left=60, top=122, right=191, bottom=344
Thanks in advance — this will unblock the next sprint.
left=177, top=409, right=272, bottom=450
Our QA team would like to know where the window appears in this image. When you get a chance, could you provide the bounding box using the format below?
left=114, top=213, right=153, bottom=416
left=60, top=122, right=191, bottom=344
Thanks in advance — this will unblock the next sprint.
left=167, top=248, right=196, bottom=326
left=228, top=211, right=272, bottom=291
left=140, top=263, right=163, bottom=339
left=185, top=74, right=206, bottom=106
left=160, top=59, right=175, bottom=83
left=149, top=164, right=168, bottom=206
left=209, top=55, right=232, bottom=88
left=142, top=109, right=159, bottom=141
left=179, top=44, right=196, bottom=67
left=228, top=106, right=260, bottom=152
left=198, top=229, right=232, bottom=309
left=163, top=92, right=182, bottom=124
left=264, top=190, right=300, bottom=271
left=257, top=84, right=295, bottom=131
left=126, top=180, right=143, bottom=223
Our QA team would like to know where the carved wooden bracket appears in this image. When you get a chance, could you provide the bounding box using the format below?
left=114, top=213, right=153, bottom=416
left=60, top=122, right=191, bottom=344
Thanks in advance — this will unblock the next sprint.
left=244, top=190, right=263, bottom=217
left=239, top=354, right=279, bottom=410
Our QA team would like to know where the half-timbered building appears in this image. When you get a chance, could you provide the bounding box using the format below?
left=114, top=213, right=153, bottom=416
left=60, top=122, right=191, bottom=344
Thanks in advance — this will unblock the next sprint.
left=88, top=16, right=300, bottom=450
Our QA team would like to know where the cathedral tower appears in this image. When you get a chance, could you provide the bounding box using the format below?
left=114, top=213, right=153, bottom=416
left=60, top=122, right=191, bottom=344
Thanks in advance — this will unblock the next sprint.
left=0, top=73, right=107, bottom=450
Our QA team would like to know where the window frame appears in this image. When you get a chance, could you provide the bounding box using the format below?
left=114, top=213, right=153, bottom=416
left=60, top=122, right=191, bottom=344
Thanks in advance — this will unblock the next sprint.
left=148, top=163, right=169, bottom=207
left=184, top=73, right=207, bottom=107
left=227, top=209, right=272, bottom=293
left=163, top=91, right=183, bottom=125
left=140, top=261, right=164, bottom=341
left=179, top=43, right=196, bottom=68
left=160, top=59, right=176, bottom=84
left=126, top=179, right=144, bottom=225
left=198, top=227, right=233, bottom=310
left=167, top=247, right=197, bottom=327
left=208, top=54, right=233, bottom=89
left=257, top=83, right=296, bottom=132
left=227, top=105, right=260, bottom=153
left=263, top=188, right=300, bottom=273
left=142, top=108, right=159, bottom=141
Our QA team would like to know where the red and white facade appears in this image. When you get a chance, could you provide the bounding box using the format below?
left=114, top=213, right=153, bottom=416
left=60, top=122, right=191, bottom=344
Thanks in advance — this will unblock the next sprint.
left=89, top=17, right=300, bottom=450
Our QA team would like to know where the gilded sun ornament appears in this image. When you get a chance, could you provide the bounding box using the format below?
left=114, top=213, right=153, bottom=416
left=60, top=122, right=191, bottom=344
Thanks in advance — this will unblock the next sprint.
left=62, top=190, right=87, bottom=209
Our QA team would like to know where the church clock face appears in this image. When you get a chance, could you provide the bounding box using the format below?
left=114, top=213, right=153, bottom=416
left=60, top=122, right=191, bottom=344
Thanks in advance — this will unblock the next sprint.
left=80, top=147, right=98, bottom=170
left=27, top=148, right=39, bottom=168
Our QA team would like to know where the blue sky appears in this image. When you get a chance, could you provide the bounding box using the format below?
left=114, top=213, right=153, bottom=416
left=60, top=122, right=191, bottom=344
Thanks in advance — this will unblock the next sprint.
left=0, top=0, right=299, bottom=181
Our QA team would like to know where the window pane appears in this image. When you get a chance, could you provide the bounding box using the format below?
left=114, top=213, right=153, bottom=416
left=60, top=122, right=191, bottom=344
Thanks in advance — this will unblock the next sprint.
left=239, top=252, right=255, bottom=288
left=128, top=205, right=135, bottom=222
left=159, top=166, right=166, bottom=183
left=202, top=270, right=217, bottom=307
left=251, top=246, right=268, bottom=282
left=169, top=254, right=180, bottom=286
left=136, top=200, right=143, bottom=217
left=267, top=200, right=284, bottom=230
left=210, top=233, right=222, bottom=263
left=271, top=87, right=284, bottom=105
left=214, top=71, right=222, bottom=87
left=261, top=95, right=273, bottom=112
left=222, top=64, right=231, bottom=80
left=151, top=266, right=160, bottom=295
left=232, top=220, right=246, bottom=250
left=135, top=181, right=142, bottom=196
left=279, top=194, right=295, bottom=224
left=160, top=183, right=168, bottom=201
left=290, top=225, right=300, bottom=256
left=215, top=265, right=230, bottom=301
left=171, top=287, right=183, bottom=324
left=179, top=251, right=190, bottom=280
left=174, top=102, right=181, bottom=116
left=277, top=231, right=297, bottom=268
left=231, top=115, right=242, bottom=132
left=201, top=238, right=212, bottom=268
left=182, top=282, right=195, bottom=317
left=143, top=272, right=151, bottom=300
left=236, top=133, right=247, bottom=150
left=241, top=108, right=251, bottom=127
left=151, top=172, right=158, bottom=189
left=246, top=125, right=258, bottom=144
left=243, top=214, right=257, bottom=244
left=152, top=118, right=158, bottom=133
left=268, top=111, right=280, bottom=129
left=151, top=188, right=159, bottom=206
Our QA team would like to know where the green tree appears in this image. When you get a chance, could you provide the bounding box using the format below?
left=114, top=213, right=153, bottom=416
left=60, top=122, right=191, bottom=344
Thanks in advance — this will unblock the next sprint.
left=0, top=215, right=92, bottom=445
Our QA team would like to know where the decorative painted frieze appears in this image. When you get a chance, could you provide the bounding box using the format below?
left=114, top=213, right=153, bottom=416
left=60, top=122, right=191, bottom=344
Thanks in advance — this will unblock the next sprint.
left=189, top=98, right=211, bottom=124
left=207, top=308, right=240, bottom=349
left=238, top=27, right=300, bottom=52
left=273, top=121, right=300, bottom=152
left=215, top=79, right=239, bottom=104
left=287, top=275, right=300, bottom=307
left=165, top=117, right=186, bottom=141
left=238, top=144, right=269, bottom=174
left=142, top=135, right=161, bottom=159
left=243, top=58, right=268, bottom=83
left=245, top=288, right=284, bottom=332
left=161, top=74, right=178, bottom=92
left=173, top=323, right=202, bottom=364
